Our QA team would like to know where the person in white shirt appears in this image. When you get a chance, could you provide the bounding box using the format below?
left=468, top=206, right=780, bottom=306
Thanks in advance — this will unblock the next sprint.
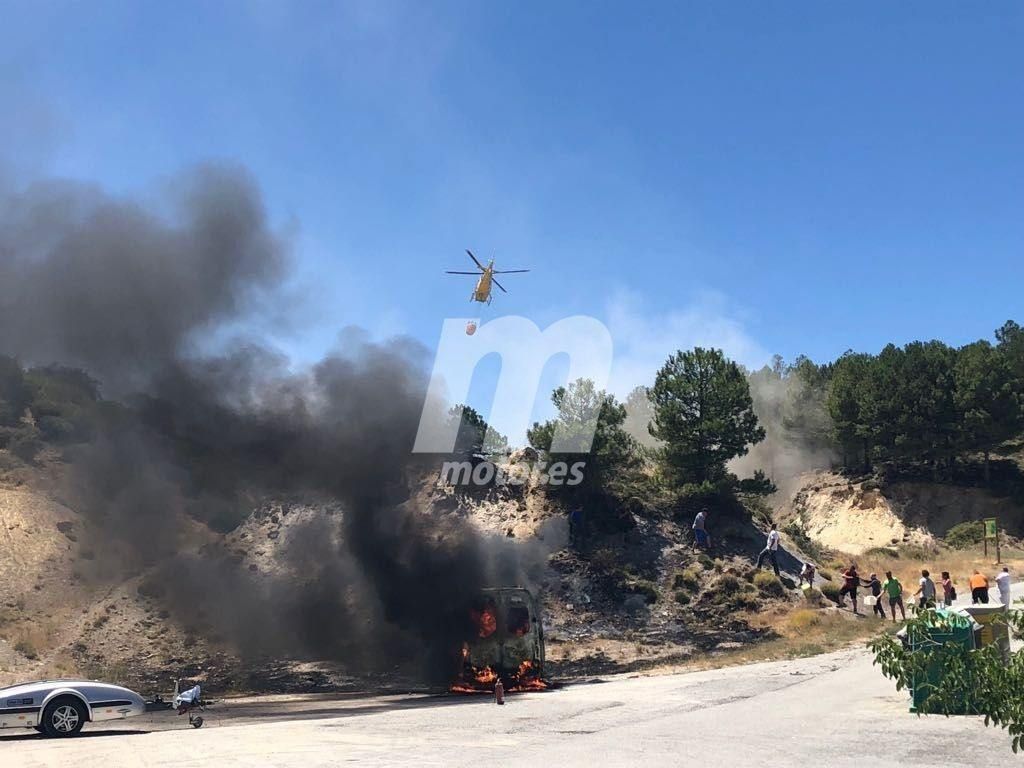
left=995, top=566, right=1012, bottom=609
left=799, top=562, right=816, bottom=589
left=755, top=523, right=782, bottom=577
left=914, top=569, right=937, bottom=609
left=692, top=508, right=710, bottom=550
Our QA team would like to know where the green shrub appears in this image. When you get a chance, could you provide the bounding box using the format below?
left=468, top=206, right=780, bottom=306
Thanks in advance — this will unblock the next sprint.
left=673, top=590, right=690, bottom=606
left=719, top=574, right=741, bottom=594
left=728, top=592, right=761, bottom=611
left=8, top=427, right=42, bottom=463
left=588, top=548, right=619, bottom=573
left=14, top=639, right=38, bottom=659
left=37, top=415, right=76, bottom=442
left=0, top=450, right=23, bottom=474
left=753, top=571, right=786, bottom=597
left=626, top=580, right=659, bottom=604
left=673, top=568, right=701, bottom=591
left=946, top=521, right=985, bottom=550
left=137, top=579, right=167, bottom=599
left=864, top=546, right=899, bottom=559
left=203, top=504, right=250, bottom=534
left=820, top=582, right=842, bottom=604
left=696, top=553, right=715, bottom=570
left=898, top=543, right=939, bottom=560
left=782, top=522, right=833, bottom=562
left=788, top=609, right=822, bottom=631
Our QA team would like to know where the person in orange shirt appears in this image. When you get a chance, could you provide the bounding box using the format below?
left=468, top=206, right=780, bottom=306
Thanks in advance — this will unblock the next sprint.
left=969, top=570, right=990, bottom=604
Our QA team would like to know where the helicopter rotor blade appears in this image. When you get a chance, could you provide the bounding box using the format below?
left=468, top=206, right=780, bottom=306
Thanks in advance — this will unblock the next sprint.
left=492, top=269, right=529, bottom=274
left=465, top=249, right=486, bottom=271
left=492, top=277, right=508, bottom=293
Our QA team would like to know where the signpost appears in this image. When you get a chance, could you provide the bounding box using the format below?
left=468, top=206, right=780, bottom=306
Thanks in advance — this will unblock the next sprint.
left=983, top=517, right=1000, bottom=563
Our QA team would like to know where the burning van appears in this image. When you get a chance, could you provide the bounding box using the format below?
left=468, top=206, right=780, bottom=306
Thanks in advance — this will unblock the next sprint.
left=452, top=586, right=546, bottom=692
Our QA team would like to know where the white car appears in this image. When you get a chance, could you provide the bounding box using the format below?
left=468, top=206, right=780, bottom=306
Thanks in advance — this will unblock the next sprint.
left=0, top=680, right=147, bottom=737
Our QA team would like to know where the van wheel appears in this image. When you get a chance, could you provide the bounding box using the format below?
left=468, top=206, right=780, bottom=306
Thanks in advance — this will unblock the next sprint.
left=41, top=697, right=87, bottom=737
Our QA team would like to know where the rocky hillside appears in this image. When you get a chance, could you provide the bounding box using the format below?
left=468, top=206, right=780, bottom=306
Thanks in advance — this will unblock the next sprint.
left=11, top=453, right=1020, bottom=696
left=777, top=470, right=1024, bottom=554
left=0, top=453, right=814, bottom=695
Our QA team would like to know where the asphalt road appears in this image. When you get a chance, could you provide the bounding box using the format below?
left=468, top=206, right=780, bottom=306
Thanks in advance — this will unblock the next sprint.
left=4, top=581, right=1020, bottom=767
left=0, top=648, right=1019, bottom=767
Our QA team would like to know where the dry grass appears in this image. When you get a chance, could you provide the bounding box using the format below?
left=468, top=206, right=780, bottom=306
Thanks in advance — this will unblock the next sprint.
left=4, top=622, right=56, bottom=661
left=637, top=614, right=892, bottom=678
left=787, top=608, right=822, bottom=632
left=37, top=650, right=79, bottom=679
left=823, top=542, right=1024, bottom=597
left=626, top=597, right=896, bottom=679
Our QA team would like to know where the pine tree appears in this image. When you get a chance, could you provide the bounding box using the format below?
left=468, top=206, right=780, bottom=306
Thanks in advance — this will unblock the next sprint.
left=649, top=347, right=764, bottom=486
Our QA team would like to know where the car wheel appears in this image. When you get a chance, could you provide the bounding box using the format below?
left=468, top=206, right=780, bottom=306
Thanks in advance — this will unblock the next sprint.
left=41, top=697, right=87, bottom=737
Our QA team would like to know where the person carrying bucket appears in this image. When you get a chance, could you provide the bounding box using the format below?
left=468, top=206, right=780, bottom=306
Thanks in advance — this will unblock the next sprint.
left=799, top=562, right=816, bottom=590
left=865, top=573, right=886, bottom=618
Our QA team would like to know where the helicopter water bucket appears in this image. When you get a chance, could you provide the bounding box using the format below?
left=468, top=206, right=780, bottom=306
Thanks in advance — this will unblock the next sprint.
left=465, top=320, right=478, bottom=336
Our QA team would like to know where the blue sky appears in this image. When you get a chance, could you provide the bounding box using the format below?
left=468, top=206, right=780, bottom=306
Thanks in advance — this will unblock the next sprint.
left=2, top=2, right=1022, bottom=429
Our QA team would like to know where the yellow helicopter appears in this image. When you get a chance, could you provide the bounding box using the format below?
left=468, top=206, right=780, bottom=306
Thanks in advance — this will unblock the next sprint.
left=446, top=249, right=529, bottom=305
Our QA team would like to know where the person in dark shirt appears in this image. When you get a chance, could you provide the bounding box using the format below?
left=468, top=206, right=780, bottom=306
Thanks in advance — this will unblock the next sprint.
left=866, top=572, right=885, bottom=618
left=839, top=564, right=869, bottom=615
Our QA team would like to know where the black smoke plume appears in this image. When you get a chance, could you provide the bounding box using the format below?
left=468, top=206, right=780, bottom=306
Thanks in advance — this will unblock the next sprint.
left=0, top=164, right=525, bottom=683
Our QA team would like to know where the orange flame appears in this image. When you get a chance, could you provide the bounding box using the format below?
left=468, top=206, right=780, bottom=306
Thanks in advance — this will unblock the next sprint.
left=450, top=658, right=547, bottom=694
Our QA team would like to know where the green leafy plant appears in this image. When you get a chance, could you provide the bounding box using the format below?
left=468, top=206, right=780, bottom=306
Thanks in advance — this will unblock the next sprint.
left=718, top=574, right=741, bottom=594
left=870, top=608, right=1024, bottom=752
left=819, top=582, right=842, bottom=604
left=624, top=579, right=659, bottom=604
left=648, top=347, right=765, bottom=488
left=753, top=571, right=786, bottom=597
left=673, top=568, right=701, bottom=591
left=945, top=521, right=985, bottom=550
left=782, top=521, right=834, bottom=563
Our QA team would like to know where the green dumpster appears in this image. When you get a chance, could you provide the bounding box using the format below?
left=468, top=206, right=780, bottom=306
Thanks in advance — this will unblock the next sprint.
left=906, top=608, right=978, bottom=713
left=960, top=605, right=1011, bottom=663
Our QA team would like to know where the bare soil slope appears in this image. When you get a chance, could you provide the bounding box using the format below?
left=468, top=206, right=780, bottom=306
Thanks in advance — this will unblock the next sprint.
left=779, top=471, right=1024, bottom=554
